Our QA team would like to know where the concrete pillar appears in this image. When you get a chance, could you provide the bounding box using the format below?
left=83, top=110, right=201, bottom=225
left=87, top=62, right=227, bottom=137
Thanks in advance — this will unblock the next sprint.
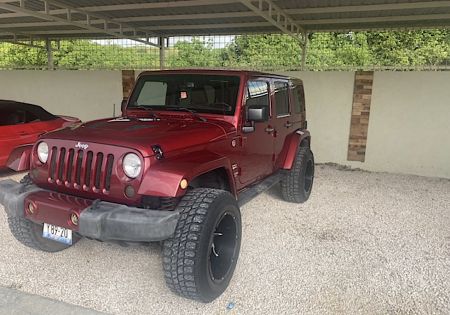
left=45, top=39, right=54, bottom=70
left=300, top=33, right=308, bottom=71
left=159, top=37, right=166, bottom=70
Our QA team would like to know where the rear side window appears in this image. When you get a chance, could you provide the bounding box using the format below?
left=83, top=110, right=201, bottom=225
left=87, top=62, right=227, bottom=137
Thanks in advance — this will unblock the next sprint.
left=274, top=81, right=289, bottom=116
left=292, top=84, right=305, bottom=113
left=246, top=80, right=269, bottom=108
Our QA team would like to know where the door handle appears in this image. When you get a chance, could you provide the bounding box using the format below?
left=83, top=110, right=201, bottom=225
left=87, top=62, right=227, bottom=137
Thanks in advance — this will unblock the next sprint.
left=284, top=122, right=292, bottom=128
left=265, top=127, right=275, bottom=133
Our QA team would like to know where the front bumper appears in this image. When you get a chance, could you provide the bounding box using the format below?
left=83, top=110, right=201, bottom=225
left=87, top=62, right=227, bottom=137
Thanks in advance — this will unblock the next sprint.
left=0, top=180, right=179, bottom=242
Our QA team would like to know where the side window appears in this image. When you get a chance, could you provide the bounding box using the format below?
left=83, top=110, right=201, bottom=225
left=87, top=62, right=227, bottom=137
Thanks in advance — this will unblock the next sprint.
left=25, top=110, right=40, bottom=123
left=0, top=109, right=15, bottom=125
left=292, top=84, right=305, bottom=113
left=246, top=80, right=269, bottom=108
left=0, top=109, right=26, bottom=125
left=274, top=81, right=289, bottom=116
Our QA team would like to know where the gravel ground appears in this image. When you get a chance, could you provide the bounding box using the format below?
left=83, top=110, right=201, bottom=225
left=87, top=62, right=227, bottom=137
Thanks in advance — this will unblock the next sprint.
left=0, top=165, right=449, bottom=315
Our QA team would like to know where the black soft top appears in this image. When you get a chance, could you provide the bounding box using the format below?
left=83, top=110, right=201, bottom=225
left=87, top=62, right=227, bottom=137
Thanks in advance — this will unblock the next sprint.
left=0, top=99, right=57, bottom=121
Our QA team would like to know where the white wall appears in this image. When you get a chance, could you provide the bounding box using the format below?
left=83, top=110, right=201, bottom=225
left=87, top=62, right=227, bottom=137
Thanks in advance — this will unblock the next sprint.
left=1, top=70, right=449, bottom=178
left=286, top=71, right=450, bottom=179
left=366, top=72, right=450, bottom=178
left=0, top=70, right=123, bottom=122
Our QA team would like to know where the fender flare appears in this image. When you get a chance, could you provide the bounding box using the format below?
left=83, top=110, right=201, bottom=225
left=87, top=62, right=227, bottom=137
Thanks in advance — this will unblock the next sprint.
left=281, top=129, right=311, bottom=170
left=6, top=145, right=33, bottom=172
left=138, top=151, right=236, bottom=198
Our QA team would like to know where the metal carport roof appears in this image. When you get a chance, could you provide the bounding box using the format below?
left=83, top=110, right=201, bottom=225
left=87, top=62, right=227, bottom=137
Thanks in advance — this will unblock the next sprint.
left=0, top=0, right=449, bottom=44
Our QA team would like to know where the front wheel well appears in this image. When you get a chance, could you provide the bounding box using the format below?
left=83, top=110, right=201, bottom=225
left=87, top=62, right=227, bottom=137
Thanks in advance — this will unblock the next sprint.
left=189, top=168, right=232, bottom=193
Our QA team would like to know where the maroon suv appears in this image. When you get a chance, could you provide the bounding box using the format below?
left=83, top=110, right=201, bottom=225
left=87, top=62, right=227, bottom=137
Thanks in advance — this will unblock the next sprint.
left=0, top=70, right=314, bottom=302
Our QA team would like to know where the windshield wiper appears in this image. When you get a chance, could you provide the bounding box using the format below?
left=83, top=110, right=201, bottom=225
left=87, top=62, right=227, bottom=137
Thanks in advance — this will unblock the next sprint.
left=166, top=107, right=207, bottom=122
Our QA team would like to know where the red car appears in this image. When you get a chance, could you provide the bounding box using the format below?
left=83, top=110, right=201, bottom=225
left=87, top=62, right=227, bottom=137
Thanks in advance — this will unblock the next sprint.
left=0, top=100, right=80, bottom=171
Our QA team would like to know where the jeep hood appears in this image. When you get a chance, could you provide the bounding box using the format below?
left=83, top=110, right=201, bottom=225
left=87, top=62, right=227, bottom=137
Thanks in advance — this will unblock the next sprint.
left=43, top=117, right=236, bottom=157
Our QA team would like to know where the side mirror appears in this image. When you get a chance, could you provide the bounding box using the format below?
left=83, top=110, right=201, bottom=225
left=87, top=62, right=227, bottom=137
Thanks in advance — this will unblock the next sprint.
left=247, top=105, right=268, bottom=122
left=121, top=98, right=128, bottom=115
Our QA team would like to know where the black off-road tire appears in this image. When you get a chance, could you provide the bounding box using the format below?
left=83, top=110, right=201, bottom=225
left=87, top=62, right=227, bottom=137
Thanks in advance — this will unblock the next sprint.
left=162, top=188, right=241, bottom=302
left=281, top=146, right=315, bottom=203
left=7, top=174, right=78, bottom=252
left=7, top=217, right=79, bottom=253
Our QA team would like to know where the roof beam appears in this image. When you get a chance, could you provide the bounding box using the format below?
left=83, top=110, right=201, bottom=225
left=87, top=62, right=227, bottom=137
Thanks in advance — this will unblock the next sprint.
left=0, top=11, right=260, bottom=29
left=0, top=30, right=45, bottom=48
left=289, top=1, right=450, bottom=15
left=43, top=0, right=158, bottom=44
left=296, top=14, right=450, bottom=25
left=239, top=0, right=304, bottom=40
left=4, top=17, right=448, bottom=37
left=69, top=0, right=239, bottom=12
left=3, top=9, right=450, bottom=31
left=0, top=0, right=159, bottom=46
left=145, top=21, right=269, bottom=31
left=308, top=24, right=450, bottom=33
left=0, top=22, right=272, bottom=36
left=0, top=0, right=450, bottom=20
left=0, top=1, right=449, bottom=38
left=0, top=0, right=241, bottom=19
left=115, top=11, right=255, bottom=23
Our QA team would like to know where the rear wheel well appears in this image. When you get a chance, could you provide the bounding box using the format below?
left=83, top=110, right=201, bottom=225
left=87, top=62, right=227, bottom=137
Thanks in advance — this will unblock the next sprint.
left=189, top=168, right=232, bottom=193
left=300, top=137, right=310, bottom=148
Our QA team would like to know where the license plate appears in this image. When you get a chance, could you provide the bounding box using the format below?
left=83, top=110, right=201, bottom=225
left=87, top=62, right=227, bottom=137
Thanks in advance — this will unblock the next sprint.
left=42, top=223, right=72, bottom=245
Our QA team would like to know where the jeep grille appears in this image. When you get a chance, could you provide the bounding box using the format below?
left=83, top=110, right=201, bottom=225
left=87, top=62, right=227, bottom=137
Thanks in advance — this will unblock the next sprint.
left=48, top=146, right=114, bottom=193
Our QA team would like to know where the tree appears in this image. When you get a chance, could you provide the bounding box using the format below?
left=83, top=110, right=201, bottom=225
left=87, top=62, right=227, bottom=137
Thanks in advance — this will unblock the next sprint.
left=0, top=30, right=448, bottom=70
left=222, top=34, right=302, bottom=69
left=366, top=30, right=450, bottom=66
left=0, top=40, right=160, bottom=70
left=53, top=40, right=159, bottom=69
left=166, top=38, right=223, bottom=68
left=0, top=42, right=47, bottom=69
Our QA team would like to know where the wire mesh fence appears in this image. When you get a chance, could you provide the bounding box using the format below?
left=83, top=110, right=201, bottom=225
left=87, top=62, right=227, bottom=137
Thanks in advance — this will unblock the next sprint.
left=0, top=38, right=161, bottom=70
left=0, top=31, right=449, bottom=71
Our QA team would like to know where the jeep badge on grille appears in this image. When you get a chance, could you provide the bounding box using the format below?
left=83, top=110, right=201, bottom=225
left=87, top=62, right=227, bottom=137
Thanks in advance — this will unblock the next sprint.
left=75, top=142, right=89, bottom=150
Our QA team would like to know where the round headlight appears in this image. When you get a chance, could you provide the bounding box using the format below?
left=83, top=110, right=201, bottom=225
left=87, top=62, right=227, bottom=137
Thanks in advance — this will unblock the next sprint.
left=37, top=142, right=49, bottom=163
left=123, top=153, right=142, bottom=178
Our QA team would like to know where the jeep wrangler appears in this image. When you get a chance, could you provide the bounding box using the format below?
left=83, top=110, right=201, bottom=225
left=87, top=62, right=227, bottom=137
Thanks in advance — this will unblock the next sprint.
left=0, top=70, right=314, bottom=302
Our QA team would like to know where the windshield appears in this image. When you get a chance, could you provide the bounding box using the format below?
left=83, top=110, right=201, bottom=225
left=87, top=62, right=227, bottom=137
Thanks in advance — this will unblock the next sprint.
left=128, top=74, right=240, bottom=116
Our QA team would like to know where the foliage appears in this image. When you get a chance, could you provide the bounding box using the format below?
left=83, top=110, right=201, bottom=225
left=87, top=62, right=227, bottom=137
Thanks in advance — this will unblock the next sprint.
left=306, top=33, right=374, bottom=70
left=0, top=30, right=449, bottom=71
left=365, top=30, right=450, bottom=66
left=166, top=39, right=223, bottom=68
left=222, top=34, right=302, bottom=69
left=0, top=40, right=160, bottom=70
left=54, top=40, right=160, bottom=69
left=0, top=42, right=47, bottom=69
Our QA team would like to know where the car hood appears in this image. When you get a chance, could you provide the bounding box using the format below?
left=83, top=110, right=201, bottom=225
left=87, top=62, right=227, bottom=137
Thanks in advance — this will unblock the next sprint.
left=42, top=116, right=236, bottom=157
